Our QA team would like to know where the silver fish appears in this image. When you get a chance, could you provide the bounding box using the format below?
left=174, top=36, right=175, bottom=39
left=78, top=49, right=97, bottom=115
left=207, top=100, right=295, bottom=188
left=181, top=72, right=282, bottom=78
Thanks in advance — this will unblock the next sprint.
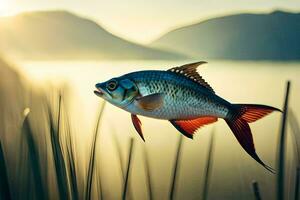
left=94, top=61, right=280, bottom=172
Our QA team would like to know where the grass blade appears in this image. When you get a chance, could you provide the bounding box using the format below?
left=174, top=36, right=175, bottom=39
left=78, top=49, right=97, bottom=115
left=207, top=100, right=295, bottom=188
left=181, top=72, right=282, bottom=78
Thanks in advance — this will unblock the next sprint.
left=48, top=95, right=69, bottom=200
left=288, top=110, right=300, bottom=200
left=0, top=140, right=11, bottom=200
left=252, top=181, right=262, bottom=200
left=96, top=167, right=104, bottom=200
left=112, top=131, right=133, bottom=200
left=22, top=109, right=46, bottom=199
left=144, top=145, right=153, bottom=200
left=277, top=81, right=291, bottom=200
left=289, top=109, right=300, bottom=164
left=66, top=135, right=79, bottom=200
left=122, top=138, right=135, bottom=200
left=294, top=167, right=300, bottom=200
left=169, top=135, right=183, bottom=200
left=202, top=130, right=215, bottom=200
left=85, top=102, right=106, bottom=200
left=62, top=98, right=79, bottom=200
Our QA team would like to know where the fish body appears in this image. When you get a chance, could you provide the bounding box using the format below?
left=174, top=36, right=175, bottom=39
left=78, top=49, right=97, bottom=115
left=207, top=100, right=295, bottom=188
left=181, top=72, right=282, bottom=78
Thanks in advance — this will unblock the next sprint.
left=94, top=61, right=280, bottom=172
left=120, top=70, right=230, bottom=120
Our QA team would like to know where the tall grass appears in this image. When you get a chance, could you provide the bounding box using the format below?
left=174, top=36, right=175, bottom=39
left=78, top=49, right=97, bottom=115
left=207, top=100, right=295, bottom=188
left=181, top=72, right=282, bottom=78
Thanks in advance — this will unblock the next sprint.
left=169, top=135, right=183, bottom=200
left=289, top=110, right=300, bottom=163
left=112, top=130, right=133, bottom=199
left=202, top=129, right=215, bottom=200
left=288, top=109, right=300, bottom=200
left=96, top=167, right=104, bottom=200
left=252, top=181, right=262, bottom=200
left=144, top=145, right=153, bottom=200
left=48, top=94, right=69, bottom=200
left=122, top=138, right=135, bottom=200
left=295, top=169, right=300, bottom=200
left=0, top=139, right=11, bottom=200
left=21, top=109, right=46, bottom=200
left=277, top=81, right=291, bottom=200
left=85, top=102, right=106, bottom=200
left=61, top=97, right=79, bottom=200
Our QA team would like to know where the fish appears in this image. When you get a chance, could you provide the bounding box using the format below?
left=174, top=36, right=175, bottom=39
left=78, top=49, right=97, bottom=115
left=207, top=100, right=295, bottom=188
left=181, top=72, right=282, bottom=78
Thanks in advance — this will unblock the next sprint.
left=94, top=61, right=281, bottom=172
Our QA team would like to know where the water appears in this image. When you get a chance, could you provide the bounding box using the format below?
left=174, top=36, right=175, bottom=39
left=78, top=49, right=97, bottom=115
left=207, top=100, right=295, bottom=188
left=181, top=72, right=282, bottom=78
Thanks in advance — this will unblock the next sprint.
left=16, top=60, right=300, bottom=200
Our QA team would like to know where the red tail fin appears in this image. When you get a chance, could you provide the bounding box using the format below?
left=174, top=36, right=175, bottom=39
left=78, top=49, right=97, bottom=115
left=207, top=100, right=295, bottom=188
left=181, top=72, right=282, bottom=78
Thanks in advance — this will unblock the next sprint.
left=225, top=104, right=280, bottom=172
left=235, top=104, right=281, bottom=123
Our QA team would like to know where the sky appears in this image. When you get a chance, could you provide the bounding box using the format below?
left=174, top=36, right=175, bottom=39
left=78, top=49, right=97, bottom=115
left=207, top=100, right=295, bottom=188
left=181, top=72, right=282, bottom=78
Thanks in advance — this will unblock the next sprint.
left=0, top=0, right=300, bottom=44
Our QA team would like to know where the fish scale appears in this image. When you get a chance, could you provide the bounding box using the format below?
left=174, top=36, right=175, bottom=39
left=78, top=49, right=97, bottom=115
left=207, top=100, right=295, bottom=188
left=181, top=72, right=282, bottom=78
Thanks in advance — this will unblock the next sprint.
left=121, top=70, right=230, bottom=120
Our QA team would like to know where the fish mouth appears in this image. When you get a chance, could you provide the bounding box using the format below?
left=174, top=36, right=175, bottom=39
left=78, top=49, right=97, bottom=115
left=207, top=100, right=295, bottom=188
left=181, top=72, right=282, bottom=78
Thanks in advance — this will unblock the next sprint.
left=94, top=87, right=104, bottom=97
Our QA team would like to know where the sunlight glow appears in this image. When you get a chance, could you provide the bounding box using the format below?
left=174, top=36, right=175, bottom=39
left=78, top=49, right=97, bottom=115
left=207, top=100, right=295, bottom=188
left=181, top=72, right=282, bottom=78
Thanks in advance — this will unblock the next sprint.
left=0, top=0, right=11, bottom=16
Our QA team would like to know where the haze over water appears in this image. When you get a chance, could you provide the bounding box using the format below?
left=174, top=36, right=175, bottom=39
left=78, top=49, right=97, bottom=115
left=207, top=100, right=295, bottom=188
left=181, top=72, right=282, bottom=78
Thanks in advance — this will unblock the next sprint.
left=16, top=60, right=300, bottom=200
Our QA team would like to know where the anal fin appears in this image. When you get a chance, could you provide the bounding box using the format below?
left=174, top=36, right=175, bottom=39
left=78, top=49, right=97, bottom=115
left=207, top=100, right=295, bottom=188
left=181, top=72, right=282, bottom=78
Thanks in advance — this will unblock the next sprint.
left=170, top=116, right=218, bottom=139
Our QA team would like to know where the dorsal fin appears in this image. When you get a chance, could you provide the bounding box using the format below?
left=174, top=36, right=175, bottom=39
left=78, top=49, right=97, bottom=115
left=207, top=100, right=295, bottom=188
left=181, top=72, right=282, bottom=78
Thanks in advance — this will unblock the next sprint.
left=167, top=61, right=214, bottom=93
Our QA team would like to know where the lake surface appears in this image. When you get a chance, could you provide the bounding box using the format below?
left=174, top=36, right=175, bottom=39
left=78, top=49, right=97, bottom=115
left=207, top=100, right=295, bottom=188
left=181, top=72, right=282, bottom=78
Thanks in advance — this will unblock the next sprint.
left=16, top=60, right=300, bottom=200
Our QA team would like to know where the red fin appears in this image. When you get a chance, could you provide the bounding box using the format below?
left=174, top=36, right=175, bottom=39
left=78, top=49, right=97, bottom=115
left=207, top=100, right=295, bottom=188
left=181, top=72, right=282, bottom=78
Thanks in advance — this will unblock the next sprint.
left=170, top=117, right=217, bottom=139
left=235, top=104, right=281, bottom=123
left=225, top=118, right=275, bottom=173
left=131, top=114, right=145, bottom=141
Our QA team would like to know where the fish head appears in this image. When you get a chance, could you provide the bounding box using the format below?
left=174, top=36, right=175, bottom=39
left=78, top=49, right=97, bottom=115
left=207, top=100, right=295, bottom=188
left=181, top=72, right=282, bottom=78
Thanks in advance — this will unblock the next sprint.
left=94, top=78, right=139, bottom=108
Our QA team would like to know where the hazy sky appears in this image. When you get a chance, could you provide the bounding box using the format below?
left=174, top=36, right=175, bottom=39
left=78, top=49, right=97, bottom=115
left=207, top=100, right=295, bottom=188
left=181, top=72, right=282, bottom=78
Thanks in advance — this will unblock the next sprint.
left=1, top=0, right=300, bottom=43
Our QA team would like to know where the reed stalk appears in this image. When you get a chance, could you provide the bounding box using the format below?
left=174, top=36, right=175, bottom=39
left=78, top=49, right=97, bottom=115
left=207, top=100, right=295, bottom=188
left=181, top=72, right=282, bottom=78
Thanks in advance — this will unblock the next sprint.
left=252, top=181, right=262, bottom=200
left=112, top=131, right=132, bottom=199
left=48, top=95, right=69, bottom=200
left=169, top=135, right=183, bottom=200
left=277, top=81, right=291, bottom=200
left=85, top=102, right=106, bottom=200
left=122, top=138, right=135, bottom=200
left=288, top=109, right=300, bottom=200
left=202, top=130, right=215, bottom=200
left=144, top=145, right=153, bottom=200
left=22, top=109, right=46, bottom=199
left=62, top=98, right=79, bottom=200
left=0, top=140, right=11, bottom=200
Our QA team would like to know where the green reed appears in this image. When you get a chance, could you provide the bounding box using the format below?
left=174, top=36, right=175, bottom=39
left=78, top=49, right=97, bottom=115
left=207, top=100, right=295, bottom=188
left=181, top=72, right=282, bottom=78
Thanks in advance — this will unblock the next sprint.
left=48, top=95, right=69, bottom=200
left=169, top=134, right=183, bottom=200
left=252, top=181, right=262, bottom=200
left=61, top=97, right=79, bottom=200
left=22, top=109, right=47, bottom=200
left=144, top=145, right=154, bottom=200
left=122, top=138, right=135, bottom=200
left=277, top=81, right=291, bottom=200
left=202, top=129, right=215, bottom=200
left=288, top=109, right=300, bottom=200
left=0, top=139, right=11, bottom=200
left=85, top=102, right=106, bottom=200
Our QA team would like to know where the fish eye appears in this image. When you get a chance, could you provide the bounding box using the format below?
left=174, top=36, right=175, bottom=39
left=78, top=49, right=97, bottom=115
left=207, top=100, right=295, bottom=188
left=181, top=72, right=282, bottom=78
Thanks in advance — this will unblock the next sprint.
left=107, top=80, right=118, bottom=91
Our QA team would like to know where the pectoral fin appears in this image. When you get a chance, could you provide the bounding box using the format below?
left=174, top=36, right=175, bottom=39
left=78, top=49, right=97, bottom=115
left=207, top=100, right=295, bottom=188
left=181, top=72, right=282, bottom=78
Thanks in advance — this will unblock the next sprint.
left=131, top=114, right=145, bottom=141
left=136, top=93, right=164, bottom=111
left=170, top=117, right=218, bottom=139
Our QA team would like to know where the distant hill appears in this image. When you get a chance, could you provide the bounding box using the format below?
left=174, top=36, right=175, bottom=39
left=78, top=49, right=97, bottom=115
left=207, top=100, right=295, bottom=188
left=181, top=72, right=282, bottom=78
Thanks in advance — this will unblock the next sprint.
left=151, top=10, right=300, bottom=60
left=0, top=11, right=186, bottom=60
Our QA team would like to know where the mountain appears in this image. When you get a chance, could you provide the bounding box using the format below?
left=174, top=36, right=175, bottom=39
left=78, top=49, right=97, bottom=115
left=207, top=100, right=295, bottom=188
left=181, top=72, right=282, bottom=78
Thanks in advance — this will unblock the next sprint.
left=0, top=11, right=186, bottom=60
left=151, top=10, right=300, bottom=60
